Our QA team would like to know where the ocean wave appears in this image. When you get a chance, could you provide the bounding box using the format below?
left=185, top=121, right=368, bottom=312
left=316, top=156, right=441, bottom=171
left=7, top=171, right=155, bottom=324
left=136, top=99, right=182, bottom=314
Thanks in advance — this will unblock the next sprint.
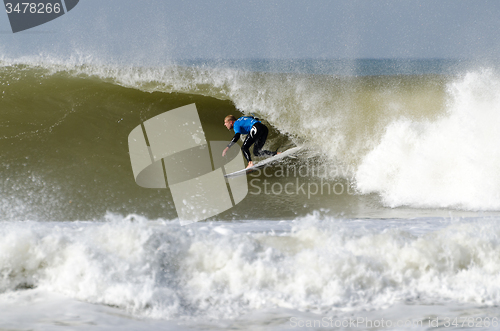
left=1, top=57, right=499, bottom=216
left=1, top=214, right=500, bottom=320
left=356, top=69, right=500, bottom=210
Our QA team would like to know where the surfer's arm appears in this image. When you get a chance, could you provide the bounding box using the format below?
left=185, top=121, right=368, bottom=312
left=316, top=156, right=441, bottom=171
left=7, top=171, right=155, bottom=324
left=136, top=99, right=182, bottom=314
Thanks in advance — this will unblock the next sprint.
left=228, top=133, right=241, bottom=147
left=222, top=133, right=241, bottom=156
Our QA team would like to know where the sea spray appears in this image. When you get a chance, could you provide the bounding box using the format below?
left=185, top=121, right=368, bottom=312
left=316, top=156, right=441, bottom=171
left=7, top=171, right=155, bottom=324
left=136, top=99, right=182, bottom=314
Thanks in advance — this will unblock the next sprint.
left=2, top=215, right=500, bottom=320
left=356, top=69, right=500, bottom=210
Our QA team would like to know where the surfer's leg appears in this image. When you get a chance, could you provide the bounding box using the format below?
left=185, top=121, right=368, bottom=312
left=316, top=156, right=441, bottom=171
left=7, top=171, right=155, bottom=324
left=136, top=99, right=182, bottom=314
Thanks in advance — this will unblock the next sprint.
left=252, top=123, right=277, bottom=157
left=241, top=134, right=255, bottom=162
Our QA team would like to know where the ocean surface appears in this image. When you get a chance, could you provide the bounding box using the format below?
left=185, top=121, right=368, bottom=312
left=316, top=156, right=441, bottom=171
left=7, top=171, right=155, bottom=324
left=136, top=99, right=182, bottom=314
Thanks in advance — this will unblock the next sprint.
left=1, top=57, right=500, bottom=330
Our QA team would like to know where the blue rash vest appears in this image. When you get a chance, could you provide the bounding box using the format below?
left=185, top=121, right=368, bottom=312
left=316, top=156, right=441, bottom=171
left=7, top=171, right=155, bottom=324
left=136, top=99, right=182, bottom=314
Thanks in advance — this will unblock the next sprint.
left=233, top=116, right=260, bottom=134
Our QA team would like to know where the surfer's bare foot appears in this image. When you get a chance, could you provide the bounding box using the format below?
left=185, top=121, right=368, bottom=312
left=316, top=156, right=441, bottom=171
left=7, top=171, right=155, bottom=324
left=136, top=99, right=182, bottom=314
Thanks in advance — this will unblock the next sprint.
left=246, top=161, right=254, bottom=169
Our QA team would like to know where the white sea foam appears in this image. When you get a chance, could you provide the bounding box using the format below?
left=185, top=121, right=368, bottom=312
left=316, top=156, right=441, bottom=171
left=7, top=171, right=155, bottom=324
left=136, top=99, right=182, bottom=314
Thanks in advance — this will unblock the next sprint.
left=357, top=70, right=500, bottom=210
left=1, top=213, right=500, bottom=324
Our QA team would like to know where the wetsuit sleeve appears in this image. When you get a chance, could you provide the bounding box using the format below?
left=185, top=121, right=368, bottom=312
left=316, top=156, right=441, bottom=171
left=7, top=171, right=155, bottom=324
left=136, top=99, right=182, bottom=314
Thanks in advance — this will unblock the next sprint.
left=227, top=133, right=241, bottom=148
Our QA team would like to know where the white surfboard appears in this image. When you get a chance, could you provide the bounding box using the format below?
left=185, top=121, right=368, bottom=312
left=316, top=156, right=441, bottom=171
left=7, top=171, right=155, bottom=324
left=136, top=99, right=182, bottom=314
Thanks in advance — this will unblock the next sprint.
left=224, top=147, right=302, bottom=178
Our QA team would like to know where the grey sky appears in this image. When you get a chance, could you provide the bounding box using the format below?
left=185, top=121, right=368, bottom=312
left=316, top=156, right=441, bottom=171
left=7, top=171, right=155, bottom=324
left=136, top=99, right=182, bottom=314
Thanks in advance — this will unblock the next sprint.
left=1, top=0, right=500, bottom=61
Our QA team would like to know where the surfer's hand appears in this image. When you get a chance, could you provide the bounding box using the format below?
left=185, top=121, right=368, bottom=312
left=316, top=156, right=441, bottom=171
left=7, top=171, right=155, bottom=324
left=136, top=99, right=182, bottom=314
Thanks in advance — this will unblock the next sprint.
left=222, top=147, right=229, bottom=157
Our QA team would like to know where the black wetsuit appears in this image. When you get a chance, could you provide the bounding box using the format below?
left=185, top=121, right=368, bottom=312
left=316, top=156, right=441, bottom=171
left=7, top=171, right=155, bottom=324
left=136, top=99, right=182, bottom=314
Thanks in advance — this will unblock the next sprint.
left=228, top=120, right=277, bottom=162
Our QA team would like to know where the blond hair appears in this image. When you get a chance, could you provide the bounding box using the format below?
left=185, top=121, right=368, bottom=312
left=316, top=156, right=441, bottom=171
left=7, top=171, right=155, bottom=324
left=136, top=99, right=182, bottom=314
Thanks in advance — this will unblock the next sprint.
left=225, top=115, right=237, bottom=122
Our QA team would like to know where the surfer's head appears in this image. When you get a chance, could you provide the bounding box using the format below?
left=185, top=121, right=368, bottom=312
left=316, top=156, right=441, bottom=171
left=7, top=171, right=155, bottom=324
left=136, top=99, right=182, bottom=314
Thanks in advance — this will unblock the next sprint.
left=224, top=115, right=236, bottom=130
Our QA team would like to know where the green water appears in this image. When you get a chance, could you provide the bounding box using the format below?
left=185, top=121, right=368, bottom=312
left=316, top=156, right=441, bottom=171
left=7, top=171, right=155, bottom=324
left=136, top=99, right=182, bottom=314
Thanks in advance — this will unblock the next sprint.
left=1, top=62, right=498, bottom=221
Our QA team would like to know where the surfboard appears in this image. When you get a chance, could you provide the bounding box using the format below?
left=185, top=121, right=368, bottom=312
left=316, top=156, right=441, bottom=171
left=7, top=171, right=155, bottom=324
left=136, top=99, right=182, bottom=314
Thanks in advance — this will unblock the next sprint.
left=224, top=147, right=302, bottom=178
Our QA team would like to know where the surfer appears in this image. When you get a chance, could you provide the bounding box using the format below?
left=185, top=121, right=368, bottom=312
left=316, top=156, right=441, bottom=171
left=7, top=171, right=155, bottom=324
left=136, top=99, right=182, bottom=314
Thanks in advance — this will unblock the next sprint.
left=222, top=115, right=277, bottom=169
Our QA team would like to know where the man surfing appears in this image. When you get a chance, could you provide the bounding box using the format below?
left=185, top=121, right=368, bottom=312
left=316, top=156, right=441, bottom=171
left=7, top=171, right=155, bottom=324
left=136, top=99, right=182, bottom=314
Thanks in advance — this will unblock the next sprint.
left=222, top=115, right=277, bottom=169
